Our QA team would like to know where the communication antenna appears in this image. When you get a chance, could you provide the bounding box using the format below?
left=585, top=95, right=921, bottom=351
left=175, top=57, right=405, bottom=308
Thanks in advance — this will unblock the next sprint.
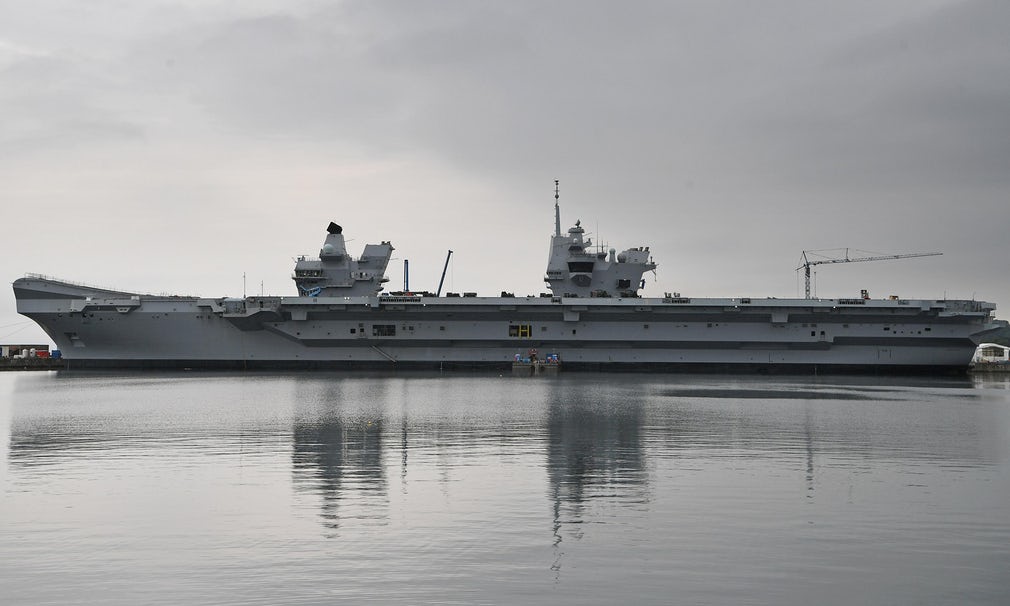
left=554, top=179, right=561, bottom=237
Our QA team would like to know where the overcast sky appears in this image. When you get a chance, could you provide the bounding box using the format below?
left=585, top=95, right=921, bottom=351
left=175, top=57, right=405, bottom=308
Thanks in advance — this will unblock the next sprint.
left=2, top=0, right=1008, bottom=346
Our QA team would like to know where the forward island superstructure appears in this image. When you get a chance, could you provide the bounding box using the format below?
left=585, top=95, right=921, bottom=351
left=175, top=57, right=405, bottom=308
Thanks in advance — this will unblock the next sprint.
left=13, top=186, right=1006, bottom=372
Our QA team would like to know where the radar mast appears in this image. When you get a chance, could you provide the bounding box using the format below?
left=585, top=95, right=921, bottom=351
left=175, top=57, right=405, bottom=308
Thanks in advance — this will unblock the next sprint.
left=554, top=179, right=561, bottom=237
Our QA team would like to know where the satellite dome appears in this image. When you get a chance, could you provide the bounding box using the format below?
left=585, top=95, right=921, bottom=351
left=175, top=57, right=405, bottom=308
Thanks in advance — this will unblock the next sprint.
left=322, top=243, right=336, bottom=255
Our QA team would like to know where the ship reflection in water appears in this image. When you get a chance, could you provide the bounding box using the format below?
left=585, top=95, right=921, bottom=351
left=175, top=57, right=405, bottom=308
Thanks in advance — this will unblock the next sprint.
left=542, top=388, right=650, bottom=577
left=4, top=372, right=1010, bottom=605
left=283, top=376, right=656, bottom=539
left=290, top=381, right=389, bottom=533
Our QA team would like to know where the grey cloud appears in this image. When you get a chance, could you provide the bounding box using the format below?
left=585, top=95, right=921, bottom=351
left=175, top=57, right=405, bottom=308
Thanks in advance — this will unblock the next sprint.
left=741, top=0, right=1010, bottom=192
left=126, top=11, right=412, bottom=149
left=2, top=0, right=1008, bottom=346
left=0, top=53, right=144, bottom=155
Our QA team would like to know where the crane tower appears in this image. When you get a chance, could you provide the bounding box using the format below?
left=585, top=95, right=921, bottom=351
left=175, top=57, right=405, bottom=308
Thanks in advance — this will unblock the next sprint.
left=798, top=249, right=942, bottom=299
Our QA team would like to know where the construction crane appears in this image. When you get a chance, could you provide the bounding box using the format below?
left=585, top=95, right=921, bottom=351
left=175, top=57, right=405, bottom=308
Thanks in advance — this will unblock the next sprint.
left=798, top=249, right=942, bottom=299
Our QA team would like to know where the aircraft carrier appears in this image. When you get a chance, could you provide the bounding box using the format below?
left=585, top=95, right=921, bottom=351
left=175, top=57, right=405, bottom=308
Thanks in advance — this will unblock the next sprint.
left=12, top=188, right=1006, bottom=373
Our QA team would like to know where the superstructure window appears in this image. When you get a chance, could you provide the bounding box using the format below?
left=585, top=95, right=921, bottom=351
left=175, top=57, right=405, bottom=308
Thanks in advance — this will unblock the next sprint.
left=372, top=324, right=396, bottom=336
left=509, top=324, right=532, bottom=338
left=567, top=262, right=594, bottom=273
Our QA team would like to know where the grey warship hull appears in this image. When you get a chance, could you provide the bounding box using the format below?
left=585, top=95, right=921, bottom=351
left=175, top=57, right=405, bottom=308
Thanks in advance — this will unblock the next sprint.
left=13, top=275, right=1003, bottom=374
left=13, top=189, right=1006, bottom=373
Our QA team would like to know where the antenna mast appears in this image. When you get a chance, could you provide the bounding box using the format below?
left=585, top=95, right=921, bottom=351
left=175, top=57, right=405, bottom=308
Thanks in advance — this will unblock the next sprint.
left=554, top=179, right=561, bottom=237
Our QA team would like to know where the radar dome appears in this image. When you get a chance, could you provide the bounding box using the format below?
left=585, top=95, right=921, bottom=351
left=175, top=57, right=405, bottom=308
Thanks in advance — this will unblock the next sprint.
left=322, top=243, right=336, bottom=255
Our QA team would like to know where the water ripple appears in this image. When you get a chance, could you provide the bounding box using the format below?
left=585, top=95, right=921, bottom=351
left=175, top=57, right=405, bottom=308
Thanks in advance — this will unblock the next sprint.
left=2, top=372, right=1009, bottom=605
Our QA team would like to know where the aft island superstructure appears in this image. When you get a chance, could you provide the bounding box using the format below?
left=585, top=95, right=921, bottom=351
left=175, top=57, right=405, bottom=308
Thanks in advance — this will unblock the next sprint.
left=12, top=187, right=1005, bottom=373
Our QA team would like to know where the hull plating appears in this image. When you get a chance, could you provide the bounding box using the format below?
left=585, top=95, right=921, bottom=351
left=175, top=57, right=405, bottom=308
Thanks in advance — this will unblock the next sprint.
left=15, top=277, right=999, bottom=374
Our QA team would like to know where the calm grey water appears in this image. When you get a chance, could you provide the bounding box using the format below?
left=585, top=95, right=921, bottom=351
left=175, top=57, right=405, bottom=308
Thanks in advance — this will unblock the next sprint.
left=2, top=371, right=1009, bottom=605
